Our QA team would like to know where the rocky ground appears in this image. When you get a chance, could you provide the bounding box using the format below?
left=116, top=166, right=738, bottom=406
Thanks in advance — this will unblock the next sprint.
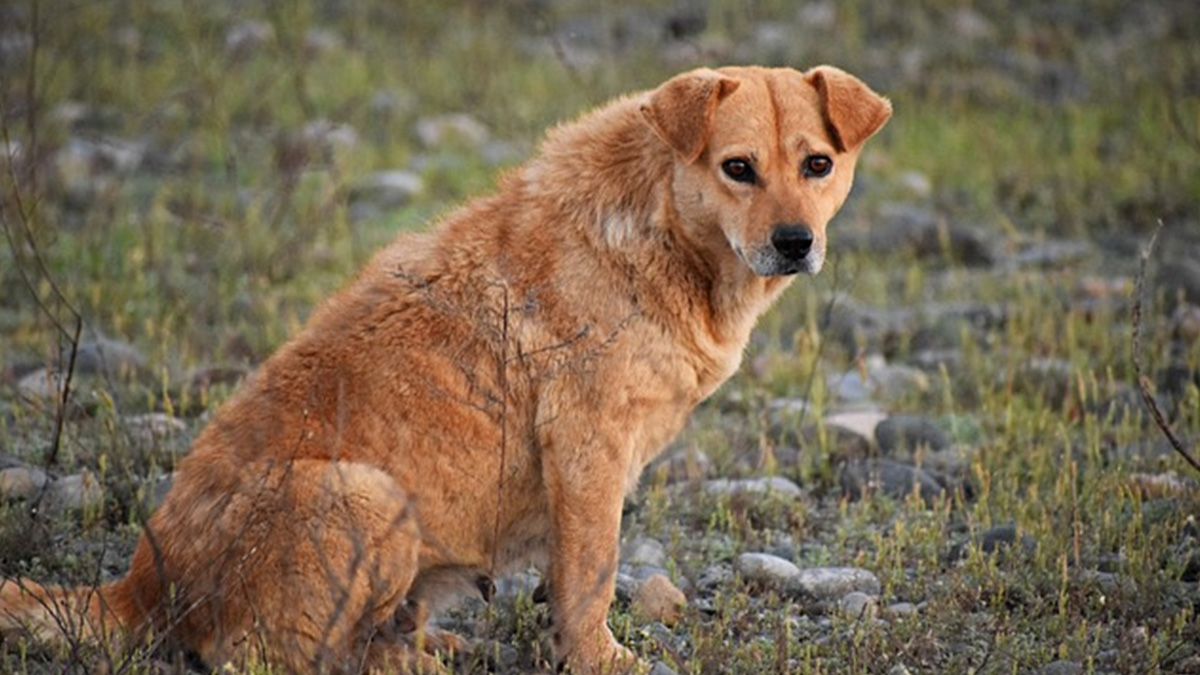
left=1, top=1, right=1199, bottom=673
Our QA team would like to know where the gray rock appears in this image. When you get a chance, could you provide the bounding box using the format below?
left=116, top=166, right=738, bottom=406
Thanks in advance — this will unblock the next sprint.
left=45, top=471, right=104, bottom=514
left=69, top=336, right=148, bottom=381
left=650, top=662, right=679, bottom=675
left=694, top=564, right=733, bottom=593
left=225, top=20, right=273, bottom=55
left=829, top=356, right=930, bottom=404
left=349, top=170, right=425, bottom=217
left=736, top=552, right=800, bottom=587
left=949, top=523, right=1038, bottom=562
left=622, top=536, right=667, bottom=568
left=414, top=113, right=489, bottom=148
left=0, top=466, right=49, bottom=501
left=888, top=664, right=914, bottom=675
left=838, top=591, right=877, bottom=619
left=786, top=567, right=881, bottom=602
left=614, top=572, right=638, bottom=604
left=703, top=476, right=803, bottom=499
left=840, top=459, right=946, bottom=504
left=885, top=602, right=919, bottom=619
left=122, top=413, right=186, bottom=445
left=824, top=411, right=888, bottom=447
left=876, top=415, right=951, bottom=455
left=1037, top=660, right=1083, bottom=675
left=1011, top=239, right=1092, bottom=269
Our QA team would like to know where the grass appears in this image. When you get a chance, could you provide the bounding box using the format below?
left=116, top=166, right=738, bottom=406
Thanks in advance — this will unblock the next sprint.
left=2, top=0, right=1199, bottom=673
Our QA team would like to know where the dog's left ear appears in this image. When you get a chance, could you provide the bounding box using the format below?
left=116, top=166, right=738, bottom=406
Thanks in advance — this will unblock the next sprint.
left=805, top=65, right=892, bottom=153
left=641, top=69, right=741, bottom=163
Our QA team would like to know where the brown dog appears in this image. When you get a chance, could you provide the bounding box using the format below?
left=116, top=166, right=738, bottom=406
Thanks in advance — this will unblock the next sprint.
left=0, top=65, right=889, bottom=673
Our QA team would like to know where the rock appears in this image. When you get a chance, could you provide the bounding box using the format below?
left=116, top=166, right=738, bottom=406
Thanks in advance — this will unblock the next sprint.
left=17, top=368, right=60, bottom=404
left=303, top=27, right=342, bottom=56
left=1127, top=472, right=1196, bottom=499
left=622, top=536, right=667, bottom=568
left=1170, top=303, right=1200, bottom=341
left=414, top=113, right=489, bottom=149
left=1156, top=259, right=1200, bottom=305
left=885, top=602, right=919, bottom=619
left=614, top=572, right=638, bottom=604
left=45, top=471, right=104, bottom=514
left=122, top=413, right=186, bottom=445
left=703, top=476, right=803, bottom=499
left=1010, top=239, right=1092, bottom=269
left=225, top=20, right=273, bottom=55
left=838, top=591, right=877, bottom=619
left=649, top=662, right=680, bottom=675
left=888, top=664, right=914, bottom=675
left=632, top=574, right=686, bottom=625
left=300, top=119, right=360, bottom=155
left=840, top=459, right=947, bottom=504
left=786, top=567, right=881, bottom=602
left=348, top=170, right=425, bottom=219
left=0, top=466, right=49, bottom=501
left=1037, top=660, right=1083, bottom=675
left=736, top=553, right=800, bottom=588
left=694, top=564, right=733, bottom=594
left=824, top=411, right=888, bottom=447
left=829, top=355, right=930, bottom=404
left=875, top=415, right=951, bottom=455
left=69, top=337, right=148, bottom=380
left=950, top=523, right=1038, bottom=562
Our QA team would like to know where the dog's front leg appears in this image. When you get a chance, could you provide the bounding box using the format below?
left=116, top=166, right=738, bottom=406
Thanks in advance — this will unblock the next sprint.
left=541, top=424, right=643, bottom=674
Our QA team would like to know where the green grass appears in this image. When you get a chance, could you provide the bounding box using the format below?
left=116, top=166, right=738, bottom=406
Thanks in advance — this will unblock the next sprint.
left=2, top=0, right=1199, bottom=673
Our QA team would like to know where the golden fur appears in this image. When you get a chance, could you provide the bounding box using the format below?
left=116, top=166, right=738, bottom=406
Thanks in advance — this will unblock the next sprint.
left=0, top=65, right=889, bottom=673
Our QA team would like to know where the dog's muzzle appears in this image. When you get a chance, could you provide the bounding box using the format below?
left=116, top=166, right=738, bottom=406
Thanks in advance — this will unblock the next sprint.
left=741, top=223, right=822, bottom=276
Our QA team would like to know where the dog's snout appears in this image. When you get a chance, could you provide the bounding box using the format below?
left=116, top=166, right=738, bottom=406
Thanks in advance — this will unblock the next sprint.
left=770, top=224, right=814, bottom=261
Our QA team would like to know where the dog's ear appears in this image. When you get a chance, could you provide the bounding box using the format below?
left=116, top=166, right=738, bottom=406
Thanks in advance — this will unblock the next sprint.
left=641, top=69, right=740, bottom=163
left=805, top=65, right=892, bottom=153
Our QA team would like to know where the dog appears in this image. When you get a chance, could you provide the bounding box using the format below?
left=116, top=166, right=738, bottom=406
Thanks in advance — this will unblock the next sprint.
left=0, top=65, right=889, bottom=673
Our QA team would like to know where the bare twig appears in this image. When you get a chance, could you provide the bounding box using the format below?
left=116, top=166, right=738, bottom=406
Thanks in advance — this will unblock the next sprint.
left=1131, top=220, right=1200, bottom=475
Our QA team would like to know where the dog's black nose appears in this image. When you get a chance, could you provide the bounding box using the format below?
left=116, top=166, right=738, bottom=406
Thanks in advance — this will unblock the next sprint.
left=770, top=225, right=814, bottom=261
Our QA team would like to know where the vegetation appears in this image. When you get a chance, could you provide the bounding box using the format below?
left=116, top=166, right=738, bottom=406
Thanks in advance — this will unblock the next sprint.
left=1, top=0, right=1197, bottom=673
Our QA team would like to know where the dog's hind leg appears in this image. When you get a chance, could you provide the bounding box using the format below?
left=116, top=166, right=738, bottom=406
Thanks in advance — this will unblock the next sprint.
left=184, top=460, right=424, bottom=674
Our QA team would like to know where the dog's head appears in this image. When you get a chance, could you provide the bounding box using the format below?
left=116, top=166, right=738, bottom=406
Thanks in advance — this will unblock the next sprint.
left=642, top=65, right=890, bottom=276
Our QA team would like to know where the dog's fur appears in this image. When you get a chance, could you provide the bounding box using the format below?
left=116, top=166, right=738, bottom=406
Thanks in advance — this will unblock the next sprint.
left=0, top=65, right=889, bottom=673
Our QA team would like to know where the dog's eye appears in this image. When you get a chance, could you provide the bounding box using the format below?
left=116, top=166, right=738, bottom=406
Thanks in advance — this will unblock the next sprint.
left=721, top=158, right=756, bottom=184
left=803, top=154, right=833, bottom=178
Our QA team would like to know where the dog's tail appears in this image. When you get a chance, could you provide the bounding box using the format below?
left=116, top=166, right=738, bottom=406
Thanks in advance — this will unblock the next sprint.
left=0, top=574, right=142, bottom=651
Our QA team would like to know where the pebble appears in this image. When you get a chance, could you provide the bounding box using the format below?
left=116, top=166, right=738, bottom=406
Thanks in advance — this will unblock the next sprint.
left=885, top=602, right=919, bottom=619
left=649, top=662, right=680, bottom=675
left=736, top=552, right=800, bottom=588
left=622, top=536, right=667, bottom=568
left=414, top=113, right=490, bottom=148
left=348, top=170, right=425, bottom=219
left=786, top=567, right=881, bottom=602
left=840, top=459, right=947, bottom=504
left=0, top=466, right=49, bottom=501
left=44, top=471, right=105, bottom=515
left=632, top=573, right=687, bottom=625
left=875, top=415, right=952, bottom=455
left=838, top=591, right=878, bottom=619
left=703, top=476, right=803, bottom=499
left=1037, top=660, right=1084, bottom=675
left=122, top=413, right=187, bottom=445
left=824, top=411, right=888, bottom=447
left=949, top=523, right=1038, bottom=562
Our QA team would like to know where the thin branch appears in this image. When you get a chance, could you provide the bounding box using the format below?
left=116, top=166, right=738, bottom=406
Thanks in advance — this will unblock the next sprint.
left=1131, top=220, right=1200, bottom=475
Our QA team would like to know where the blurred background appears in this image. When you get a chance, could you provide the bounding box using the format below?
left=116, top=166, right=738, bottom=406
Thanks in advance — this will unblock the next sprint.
left=1, top=2, right=1199, bottom=673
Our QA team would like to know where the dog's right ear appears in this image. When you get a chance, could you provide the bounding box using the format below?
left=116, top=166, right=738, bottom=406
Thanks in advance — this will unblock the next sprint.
left=641, top=69, right=740, bottom=163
